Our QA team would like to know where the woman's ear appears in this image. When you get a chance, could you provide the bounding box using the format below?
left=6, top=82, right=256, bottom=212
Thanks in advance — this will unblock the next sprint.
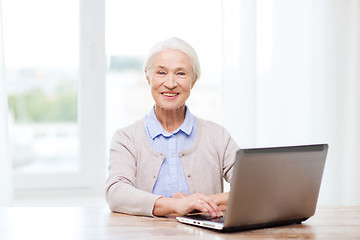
left=145, top=70, right=150, bottom=85
left=191, top=78, right=197, bottom=89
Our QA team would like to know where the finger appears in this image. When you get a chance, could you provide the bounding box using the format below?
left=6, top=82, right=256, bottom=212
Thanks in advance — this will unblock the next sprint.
left=199, top=197, right=223, bottom=217
left=194, top=199, right=210, bottom=215
left=195, top=199, right=218, bottom=218
left=208, top=201, right=223, bottom=217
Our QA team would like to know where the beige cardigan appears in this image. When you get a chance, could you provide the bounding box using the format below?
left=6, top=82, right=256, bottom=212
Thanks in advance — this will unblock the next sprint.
left=105, top=117, right=239, bottom=217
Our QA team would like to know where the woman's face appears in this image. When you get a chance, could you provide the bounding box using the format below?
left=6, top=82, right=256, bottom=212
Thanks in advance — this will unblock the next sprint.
left=146, top=49, right=195, bottom=112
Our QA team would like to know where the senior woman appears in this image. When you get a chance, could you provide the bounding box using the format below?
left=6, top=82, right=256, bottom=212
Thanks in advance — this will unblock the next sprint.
left=106, top=37, right=239, bottom=217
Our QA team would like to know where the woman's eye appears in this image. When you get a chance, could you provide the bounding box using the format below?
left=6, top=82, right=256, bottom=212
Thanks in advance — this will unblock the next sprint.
left=157, top=71, right=166, bottom=75
left=177, top=72, right=185, bottom=76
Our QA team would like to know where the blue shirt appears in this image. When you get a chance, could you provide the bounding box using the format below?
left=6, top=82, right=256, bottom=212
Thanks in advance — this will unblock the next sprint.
left=145, top=106, right=197, bottom=198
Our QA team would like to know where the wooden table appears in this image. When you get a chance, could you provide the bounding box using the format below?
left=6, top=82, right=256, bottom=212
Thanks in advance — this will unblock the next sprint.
left=0, top=206, right=359, bottom=239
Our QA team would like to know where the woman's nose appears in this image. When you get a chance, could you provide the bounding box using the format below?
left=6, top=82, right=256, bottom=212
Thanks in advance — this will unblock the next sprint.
left=164, top=75, right=177, bottom=89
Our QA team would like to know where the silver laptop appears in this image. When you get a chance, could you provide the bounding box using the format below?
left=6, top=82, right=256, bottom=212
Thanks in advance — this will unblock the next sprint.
left=176, top=144, right=328, bottom=231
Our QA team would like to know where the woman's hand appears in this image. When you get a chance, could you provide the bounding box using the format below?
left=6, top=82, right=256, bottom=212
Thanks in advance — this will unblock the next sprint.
left=171, top=192, right=229, bottom=211
left=153, top=193, right=223, bottom=217
left=171, top=192, right=188, bottom=199
left=210, top=192, right=229, bottom=211
left=173, top=193, right=223, bottom=217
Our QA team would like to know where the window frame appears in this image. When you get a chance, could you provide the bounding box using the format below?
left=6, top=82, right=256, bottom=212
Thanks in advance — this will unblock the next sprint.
left=13, top=0, right=106, bottom=193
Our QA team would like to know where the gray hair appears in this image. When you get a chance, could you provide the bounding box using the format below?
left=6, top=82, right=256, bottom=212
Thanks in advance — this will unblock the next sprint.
left=144, top=37, right=201, bottom=82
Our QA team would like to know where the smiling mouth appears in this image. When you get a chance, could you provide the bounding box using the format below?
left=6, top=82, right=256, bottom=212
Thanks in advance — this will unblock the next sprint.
left=162, top=93, right=179, bottom=97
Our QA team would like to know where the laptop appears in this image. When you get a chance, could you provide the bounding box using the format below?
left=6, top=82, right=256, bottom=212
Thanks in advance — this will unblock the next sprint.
left=176, top=144, right=328, bottom=231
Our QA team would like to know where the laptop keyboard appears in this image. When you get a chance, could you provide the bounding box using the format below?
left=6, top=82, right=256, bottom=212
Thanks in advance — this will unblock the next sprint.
left=186, top=214, right=225, bottom=223
left=209, top=216, right=225, bottom=223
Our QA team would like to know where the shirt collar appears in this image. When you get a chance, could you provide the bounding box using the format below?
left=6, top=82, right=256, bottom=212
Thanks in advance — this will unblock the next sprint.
left=145, top=106, right=194, bottom=139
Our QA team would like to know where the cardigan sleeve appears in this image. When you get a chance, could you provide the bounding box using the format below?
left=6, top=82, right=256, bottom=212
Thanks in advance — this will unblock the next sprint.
left=193, top=118, right=240, bottom=188
left=222, top=133, right=240, bottom=184
left=105, top=128, right=161, bottom=217
left=207, top=120, right=240, bottom=184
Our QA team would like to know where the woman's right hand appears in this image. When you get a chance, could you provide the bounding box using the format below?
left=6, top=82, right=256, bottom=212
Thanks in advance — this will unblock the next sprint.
left=172, top=193, right=223, bottom=217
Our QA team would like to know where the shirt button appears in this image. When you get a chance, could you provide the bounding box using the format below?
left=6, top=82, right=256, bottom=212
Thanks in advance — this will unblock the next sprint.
left=187, top=174, right=191, bottom=178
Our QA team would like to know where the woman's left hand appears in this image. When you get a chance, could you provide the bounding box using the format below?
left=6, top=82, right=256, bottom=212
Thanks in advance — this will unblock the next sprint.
left=172, top=193, right=223, bottom=217
left=153, top=192, right=227, bottom=217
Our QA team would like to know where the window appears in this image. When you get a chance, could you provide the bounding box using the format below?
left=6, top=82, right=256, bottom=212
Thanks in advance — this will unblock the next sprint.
left=5, top=0, right=222, bottom=193
left=4, top=0, right=106, bottom=191
left=4, top=0, right=79, bottom=174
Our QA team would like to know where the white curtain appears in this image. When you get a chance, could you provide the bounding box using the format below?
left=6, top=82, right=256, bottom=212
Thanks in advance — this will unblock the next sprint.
left=222, top=0, right=360, bottom=205
left=0, top=0, right=13, bottom=206
left=222, top=0, right=257, bottom=148
left=311, top=0, right=360, bottom=205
